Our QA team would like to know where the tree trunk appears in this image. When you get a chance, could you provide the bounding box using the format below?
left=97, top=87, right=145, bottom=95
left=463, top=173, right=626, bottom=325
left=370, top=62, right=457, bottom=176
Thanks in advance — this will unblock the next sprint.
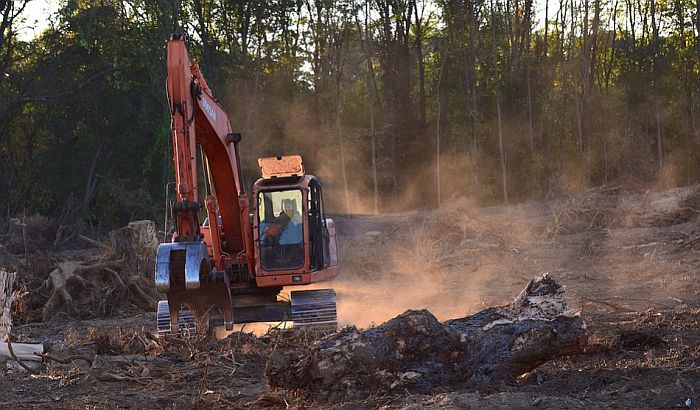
left=413, top=1, right=426, bottom=128
left=192, top=0, right=213, bottom=69
left=604, top=1, right=619, bottom=90
left=0, top=341, right=43, bottom=363
left=544, top=0, right=549, bottom=57
left=360, top=6, right=380, bottom=214
left=491, top=0, right=508, bottom=204
left=335, top=83, right=350, bottom=213
left=435, top=42, right=449, bottom=208
left=696, top=0, right=700, bottom=73
left=526, top=68, right=534, bottom=151
left=0, top=268, right=43, bottom=368
left=651, top=0, right=664, bottom=168
left=436, top=101, right=441, bottom=207
left=467, top=0, right=480, bottom=168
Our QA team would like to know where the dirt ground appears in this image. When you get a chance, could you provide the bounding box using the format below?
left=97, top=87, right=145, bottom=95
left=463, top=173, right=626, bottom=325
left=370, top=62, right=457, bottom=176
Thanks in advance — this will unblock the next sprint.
left=2, top=185, right=700, bottom=409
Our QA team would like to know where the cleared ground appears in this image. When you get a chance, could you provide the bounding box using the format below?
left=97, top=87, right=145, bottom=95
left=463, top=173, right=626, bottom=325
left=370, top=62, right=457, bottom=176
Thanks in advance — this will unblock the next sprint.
left=2, top=185, right=700, bottom=408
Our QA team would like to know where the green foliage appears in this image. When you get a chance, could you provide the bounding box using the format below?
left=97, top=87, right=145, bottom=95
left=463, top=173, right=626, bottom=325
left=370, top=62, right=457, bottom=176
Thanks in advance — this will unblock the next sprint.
left=2, top=0, right=700, bottom=227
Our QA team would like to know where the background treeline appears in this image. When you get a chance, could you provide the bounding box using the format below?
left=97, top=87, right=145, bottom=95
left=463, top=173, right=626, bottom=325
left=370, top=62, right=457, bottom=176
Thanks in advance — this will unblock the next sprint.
left=2, top=0, right=700, bottom=229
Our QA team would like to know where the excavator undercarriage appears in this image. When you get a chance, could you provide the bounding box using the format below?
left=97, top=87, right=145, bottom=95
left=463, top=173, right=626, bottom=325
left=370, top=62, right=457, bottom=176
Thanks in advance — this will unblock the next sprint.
left=156, top=288, right=337, bottom=337
left=154, top=239, right=337, bottom=336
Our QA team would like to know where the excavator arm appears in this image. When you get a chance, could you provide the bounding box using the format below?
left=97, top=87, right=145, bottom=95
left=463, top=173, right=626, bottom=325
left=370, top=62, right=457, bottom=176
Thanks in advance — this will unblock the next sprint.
left=155, top=34, right=257, bottom=333
left=166, top=34, right=254, bottom=271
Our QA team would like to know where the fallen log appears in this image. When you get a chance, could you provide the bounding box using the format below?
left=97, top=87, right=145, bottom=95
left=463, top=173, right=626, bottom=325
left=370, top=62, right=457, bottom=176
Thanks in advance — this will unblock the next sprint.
left=265, top=273, right=587, bottom=401
left=0, top=341, right=44, bottom=362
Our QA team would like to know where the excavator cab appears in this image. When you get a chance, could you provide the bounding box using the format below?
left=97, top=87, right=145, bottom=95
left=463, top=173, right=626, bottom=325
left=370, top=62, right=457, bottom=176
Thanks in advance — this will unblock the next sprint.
left=252, top=156, right=338, bottom=287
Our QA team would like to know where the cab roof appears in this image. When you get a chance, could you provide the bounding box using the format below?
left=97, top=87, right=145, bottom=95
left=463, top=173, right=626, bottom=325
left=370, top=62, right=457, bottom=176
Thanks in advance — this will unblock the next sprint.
left=258, top=155, right=305, bottom=179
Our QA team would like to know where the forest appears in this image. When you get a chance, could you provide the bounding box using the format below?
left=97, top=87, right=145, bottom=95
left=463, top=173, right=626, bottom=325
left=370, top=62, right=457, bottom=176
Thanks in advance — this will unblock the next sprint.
left=3, top=2, right=700, bottom=407
left=1, top=0, right=700, bottom=229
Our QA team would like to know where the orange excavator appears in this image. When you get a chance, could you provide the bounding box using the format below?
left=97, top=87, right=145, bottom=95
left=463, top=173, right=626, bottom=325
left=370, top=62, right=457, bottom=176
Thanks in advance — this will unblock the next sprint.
left=155, top=33, right=339, bottom=335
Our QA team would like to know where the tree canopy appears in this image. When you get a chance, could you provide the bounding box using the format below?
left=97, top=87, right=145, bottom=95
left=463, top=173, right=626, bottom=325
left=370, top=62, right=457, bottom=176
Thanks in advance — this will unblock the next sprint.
left=2, top=0, right=700, bottom=229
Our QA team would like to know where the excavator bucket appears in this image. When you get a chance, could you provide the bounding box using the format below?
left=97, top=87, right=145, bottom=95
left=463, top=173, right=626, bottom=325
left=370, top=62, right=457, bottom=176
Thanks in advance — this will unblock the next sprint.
left=154, top=241, right=234, bottom=335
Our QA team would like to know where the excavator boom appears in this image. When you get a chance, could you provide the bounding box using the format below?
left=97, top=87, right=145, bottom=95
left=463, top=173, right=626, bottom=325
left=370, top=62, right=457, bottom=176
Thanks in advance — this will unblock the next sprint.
left=166, top=35, right=253, bottom=268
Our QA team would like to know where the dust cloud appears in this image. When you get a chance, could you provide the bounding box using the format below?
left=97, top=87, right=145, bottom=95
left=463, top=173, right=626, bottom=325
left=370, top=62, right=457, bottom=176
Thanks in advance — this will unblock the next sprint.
left=287, top=197, right=546, bottom=328
left=227, top=90, right=699, bottom=330
left=315, top=182, right=700, bottom=328
left=222, top=181, right=700, bottom=334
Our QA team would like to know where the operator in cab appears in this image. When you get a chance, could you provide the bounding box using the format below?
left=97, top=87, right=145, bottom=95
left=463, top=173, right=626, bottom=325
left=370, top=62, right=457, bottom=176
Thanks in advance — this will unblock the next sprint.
left=261, top=199, right=302, bottom=245
left=259, top=198, right=304, bottom=269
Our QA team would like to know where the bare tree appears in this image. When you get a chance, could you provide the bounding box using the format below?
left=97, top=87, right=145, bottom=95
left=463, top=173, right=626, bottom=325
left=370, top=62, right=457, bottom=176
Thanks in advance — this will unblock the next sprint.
left=358, top=4, right=381, bottom=214
left=0, top=0, right=31, bottom=84
left=490, top=0, right=508, bottom=204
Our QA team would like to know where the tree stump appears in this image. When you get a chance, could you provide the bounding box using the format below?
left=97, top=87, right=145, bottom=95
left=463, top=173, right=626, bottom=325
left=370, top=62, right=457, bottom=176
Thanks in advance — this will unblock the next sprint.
left=265, top=273, right=587, bottom=401
left=41, top=257, right=160, bottom=321
left=39, top=221, right=161, bottom=321
left=0, top=269, right=15, bottom=341
left=109, top=220, right=159, bottom=277
left=0, top=269, right=43, bottom=367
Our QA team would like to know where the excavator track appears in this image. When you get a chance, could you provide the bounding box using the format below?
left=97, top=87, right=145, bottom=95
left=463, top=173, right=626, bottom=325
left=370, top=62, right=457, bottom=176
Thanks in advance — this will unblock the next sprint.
left=291, top=289, right=337, bottom=329
left=156, top=300, right=198, bottom=337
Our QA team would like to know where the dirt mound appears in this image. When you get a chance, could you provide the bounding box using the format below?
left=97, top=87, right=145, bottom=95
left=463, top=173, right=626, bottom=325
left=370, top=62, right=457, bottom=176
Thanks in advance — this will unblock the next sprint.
left=266, top=274, right=586, bottom=402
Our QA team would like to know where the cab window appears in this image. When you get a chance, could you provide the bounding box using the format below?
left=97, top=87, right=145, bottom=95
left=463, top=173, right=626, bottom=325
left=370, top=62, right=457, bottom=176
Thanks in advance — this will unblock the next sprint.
left=258, top=189, right=304, bottom=270
left=308, top=179, right=330, bottom=270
